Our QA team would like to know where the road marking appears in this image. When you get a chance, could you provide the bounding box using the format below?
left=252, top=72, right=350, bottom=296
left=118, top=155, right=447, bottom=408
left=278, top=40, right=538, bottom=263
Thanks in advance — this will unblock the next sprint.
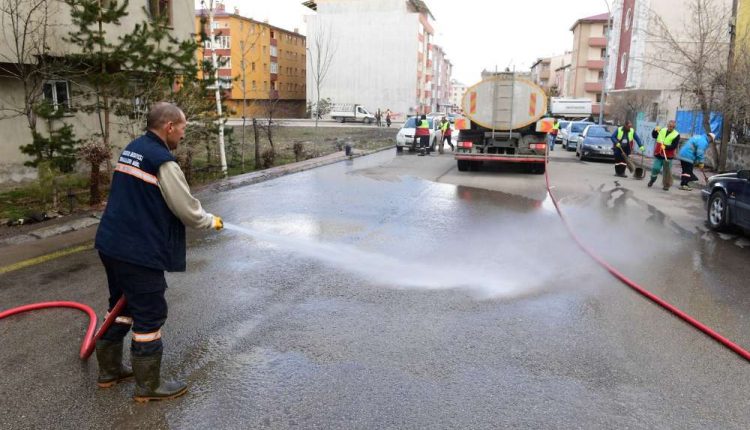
left=0, top=243, right=93, bottom=275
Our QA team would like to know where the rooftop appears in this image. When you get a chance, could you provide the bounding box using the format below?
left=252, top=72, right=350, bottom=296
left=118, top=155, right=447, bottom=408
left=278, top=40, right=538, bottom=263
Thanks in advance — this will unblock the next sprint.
left=570, top=12, right=609, bottom=30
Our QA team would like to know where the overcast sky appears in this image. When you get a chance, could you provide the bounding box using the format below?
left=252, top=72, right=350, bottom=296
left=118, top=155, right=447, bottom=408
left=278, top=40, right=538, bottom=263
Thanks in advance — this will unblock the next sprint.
left=195, top=0, right=611, bottom=84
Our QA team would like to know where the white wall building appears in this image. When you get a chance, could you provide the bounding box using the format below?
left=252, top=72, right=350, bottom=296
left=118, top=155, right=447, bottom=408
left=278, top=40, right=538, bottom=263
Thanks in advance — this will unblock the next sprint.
left=450, top=80, right=466, bottom=112
left=0, top=0, right=195, bottom=185
left=304, top=0, right=448, bottom=118
left=605, top=0, right=731, bottom=123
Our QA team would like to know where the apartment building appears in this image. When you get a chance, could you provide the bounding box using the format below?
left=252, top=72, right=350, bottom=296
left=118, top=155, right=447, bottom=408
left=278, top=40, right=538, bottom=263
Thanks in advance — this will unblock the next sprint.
left=605, top=0, right=731, bottom=123
left=569, top=13, right=609, bottom=116
left=304, top=0, right=452, bottom=117
left=450, top=80, right=467, bottom=112
left=530, top=52, right=572, bottom=97
left=0, top=0, right=194, bottom=185
left=195, top=4, right=307, bottom=118
left=431, top=44, right=453, bottom=112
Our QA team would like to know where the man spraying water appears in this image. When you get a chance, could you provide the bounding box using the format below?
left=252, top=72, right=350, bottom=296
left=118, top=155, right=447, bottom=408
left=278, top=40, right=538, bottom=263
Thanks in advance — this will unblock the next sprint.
left=94, top=102, right=223, bottom=402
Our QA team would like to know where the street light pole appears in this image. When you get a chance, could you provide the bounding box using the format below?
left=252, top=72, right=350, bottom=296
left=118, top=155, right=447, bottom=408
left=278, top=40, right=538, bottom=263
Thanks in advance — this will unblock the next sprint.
left=599, top=0, right=612, bottom=125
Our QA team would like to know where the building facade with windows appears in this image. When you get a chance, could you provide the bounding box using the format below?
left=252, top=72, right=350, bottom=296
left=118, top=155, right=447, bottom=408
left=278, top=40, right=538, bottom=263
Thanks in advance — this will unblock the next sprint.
left=569, top=13, right=609, bottom=116
left=604, top=0, right=731, bottom=124
left=304, top=0, right=452, bottom=118
left=195, top=3, right=307, bottom=119
left=0, top=0, right=194, bottom=185
left=450, top=80, right=467, bottom=112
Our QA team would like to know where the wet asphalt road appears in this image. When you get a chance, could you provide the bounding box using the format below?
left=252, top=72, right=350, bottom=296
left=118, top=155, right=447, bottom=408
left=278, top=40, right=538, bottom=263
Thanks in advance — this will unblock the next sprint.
left=1, top=149, right=750, bottom=429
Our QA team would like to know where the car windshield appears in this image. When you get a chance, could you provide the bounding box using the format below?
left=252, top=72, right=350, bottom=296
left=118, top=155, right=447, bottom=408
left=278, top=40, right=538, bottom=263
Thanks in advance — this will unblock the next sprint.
left=404, top=118, right=434, bottom=128
left=586, top=126, right=613, bottom=137
left=571, top=123, right=592, bottom=133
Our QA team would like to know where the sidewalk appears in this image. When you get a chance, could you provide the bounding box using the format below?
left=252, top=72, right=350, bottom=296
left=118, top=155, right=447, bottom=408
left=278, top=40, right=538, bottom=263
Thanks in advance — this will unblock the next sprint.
left=0, top=146, right=393, bottom=272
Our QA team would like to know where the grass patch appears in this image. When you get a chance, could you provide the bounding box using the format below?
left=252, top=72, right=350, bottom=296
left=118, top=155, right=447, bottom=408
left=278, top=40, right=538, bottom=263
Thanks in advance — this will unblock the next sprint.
left=0, top=173, right=93, bottom=221
left=187, top=126, right=396, bottom=184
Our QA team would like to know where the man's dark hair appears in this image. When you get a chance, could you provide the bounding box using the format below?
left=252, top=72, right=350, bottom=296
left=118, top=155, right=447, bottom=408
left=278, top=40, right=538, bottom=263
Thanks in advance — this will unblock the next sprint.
left=147, top=102, right=184, bottom=130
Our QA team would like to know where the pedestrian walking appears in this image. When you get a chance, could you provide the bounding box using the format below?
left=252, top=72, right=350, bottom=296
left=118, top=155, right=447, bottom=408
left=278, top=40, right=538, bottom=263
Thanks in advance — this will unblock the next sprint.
left=548, top=118, right=559, bottom=151
left=385, top=109, right=392, bottom=127
left=439, top=117, right=454, bottom=152
left=610, top=120, right=644, bottom=177
left=94, top=102, right=223, bottom=402
left=678, top=132, right=714, bottom=191
left=375, top=109, right=382, bottom=127
left=648, top=120, right=681, bottom=190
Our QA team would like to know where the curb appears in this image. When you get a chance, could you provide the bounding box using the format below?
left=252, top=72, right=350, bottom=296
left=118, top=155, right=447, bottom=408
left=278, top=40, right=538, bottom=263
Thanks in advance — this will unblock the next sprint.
left=201, top=145, right=395, bottom=194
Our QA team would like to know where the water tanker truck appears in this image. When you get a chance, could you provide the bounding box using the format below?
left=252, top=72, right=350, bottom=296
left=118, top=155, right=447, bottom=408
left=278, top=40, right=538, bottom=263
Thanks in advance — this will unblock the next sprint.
left=454, top=73, right=550, bottom=174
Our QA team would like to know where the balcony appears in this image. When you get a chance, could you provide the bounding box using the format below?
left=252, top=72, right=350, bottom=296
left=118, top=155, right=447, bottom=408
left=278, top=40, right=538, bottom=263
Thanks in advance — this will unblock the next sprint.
left=589, top=37, right=607, bottom=48
left=584, top=81, right=603, bottom=92
left=586, top=59, right=605, bottom=70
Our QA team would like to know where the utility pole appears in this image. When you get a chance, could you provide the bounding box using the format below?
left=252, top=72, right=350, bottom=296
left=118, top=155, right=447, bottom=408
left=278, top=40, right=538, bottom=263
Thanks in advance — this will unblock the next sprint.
left=207, top=0, right=228, bottom=177
left=720, top=0, right=739, bottom=172
left=599, top=0, right=612, bottom=125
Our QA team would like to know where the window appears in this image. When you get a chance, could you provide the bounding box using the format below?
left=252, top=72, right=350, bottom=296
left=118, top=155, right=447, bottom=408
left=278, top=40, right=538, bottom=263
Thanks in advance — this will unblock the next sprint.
left=252, top=80, right=256, bottom=90
left=219, top=56, right=231, bottom=69
left=43, top=81, right=70, bottom=111
left=598, top=71, right=605, bottom=81
left=215, top=36, right=230, bottom=49
left=270, top=62, right=278, bottom=74
left=270, top=30, right=275, bottom=39
left=600, top=48, right=607, bottom=59
left=270, top=46, right=278, bottom=57
left=596, top=93, right=602, bottom=103
left=251, top=62, right=256, bottom=71
left=148, top=0, right=172, bottom=25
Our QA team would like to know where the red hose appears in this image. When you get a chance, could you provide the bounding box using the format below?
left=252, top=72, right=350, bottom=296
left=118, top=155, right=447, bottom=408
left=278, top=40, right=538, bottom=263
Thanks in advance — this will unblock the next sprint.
left=0, top=296, right=126, bottom=360
left=545, top=148, right=750, bottom=361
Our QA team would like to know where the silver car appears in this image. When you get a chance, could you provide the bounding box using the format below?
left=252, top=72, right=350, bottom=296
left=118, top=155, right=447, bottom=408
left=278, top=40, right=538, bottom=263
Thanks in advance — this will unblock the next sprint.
left=562, top=121, right=595, bottom=150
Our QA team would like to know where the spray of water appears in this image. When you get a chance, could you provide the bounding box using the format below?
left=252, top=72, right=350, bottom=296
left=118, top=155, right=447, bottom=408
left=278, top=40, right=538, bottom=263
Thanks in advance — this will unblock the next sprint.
left=223, top=222, right=532, bottom=298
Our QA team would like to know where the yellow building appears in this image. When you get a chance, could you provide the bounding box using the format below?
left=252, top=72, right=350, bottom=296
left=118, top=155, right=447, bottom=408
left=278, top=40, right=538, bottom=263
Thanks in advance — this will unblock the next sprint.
left=738, top=0, right=750, bottom=47
left=195, top=4, right=307, bottom=118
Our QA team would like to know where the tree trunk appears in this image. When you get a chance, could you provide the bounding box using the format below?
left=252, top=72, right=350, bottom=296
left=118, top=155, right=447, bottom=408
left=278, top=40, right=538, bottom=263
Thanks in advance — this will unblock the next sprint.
left=89, top=162, right=101, bottom=206
left=699, top=95, right=720, bottom=169
left=253, top=118, right=261, bottom=169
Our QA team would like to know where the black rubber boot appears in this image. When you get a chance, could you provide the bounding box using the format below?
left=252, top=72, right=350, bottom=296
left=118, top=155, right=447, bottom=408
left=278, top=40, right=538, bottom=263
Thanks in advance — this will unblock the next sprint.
left=96, top=340, right=133, bottom=388
left=648, top=177, right=656, bottom=187
left=132, top=352, right=188, bottom=402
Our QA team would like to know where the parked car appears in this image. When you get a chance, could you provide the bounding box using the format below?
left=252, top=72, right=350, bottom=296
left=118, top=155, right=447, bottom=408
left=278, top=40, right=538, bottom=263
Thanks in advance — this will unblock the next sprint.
left=395, top=117, right=440, bottom=153
left=562, top=121, right=594, bottom=150
left=576, top=125, right=617, bottom=161
left=702, top=170, right=750, bottom=232
left=555, top=121, right=570, bottom=143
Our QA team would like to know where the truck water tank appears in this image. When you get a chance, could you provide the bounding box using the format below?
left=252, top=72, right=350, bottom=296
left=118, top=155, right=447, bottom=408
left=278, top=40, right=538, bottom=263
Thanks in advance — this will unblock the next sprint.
left=461, top=75, right=547, bottom=131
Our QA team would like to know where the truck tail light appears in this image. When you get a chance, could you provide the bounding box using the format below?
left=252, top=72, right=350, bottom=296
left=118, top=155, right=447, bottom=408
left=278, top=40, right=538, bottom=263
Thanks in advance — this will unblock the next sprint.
left=458, top=141, right=473, bottom=148
left=529, top=143, right=547, bottom=150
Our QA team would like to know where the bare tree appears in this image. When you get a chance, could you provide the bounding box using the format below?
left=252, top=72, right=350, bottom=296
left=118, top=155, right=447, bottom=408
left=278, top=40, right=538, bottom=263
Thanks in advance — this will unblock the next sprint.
left=725, top=14, right=750, bottom=146
left=306, top=20, right=337, bottom=128
left=0, top=0, right=52, bottom=133
left=608, top=92, right=656, bottom=124
left=644, top=0, right=731, bottom=167
left=238, top=19, right=265, bottom=171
